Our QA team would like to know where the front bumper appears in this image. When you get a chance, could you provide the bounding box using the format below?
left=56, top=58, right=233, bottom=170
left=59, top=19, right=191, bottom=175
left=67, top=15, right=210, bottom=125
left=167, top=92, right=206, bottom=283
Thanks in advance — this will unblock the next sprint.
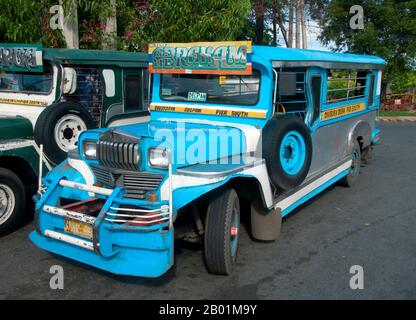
left=30, top=178, right=174, bottom=278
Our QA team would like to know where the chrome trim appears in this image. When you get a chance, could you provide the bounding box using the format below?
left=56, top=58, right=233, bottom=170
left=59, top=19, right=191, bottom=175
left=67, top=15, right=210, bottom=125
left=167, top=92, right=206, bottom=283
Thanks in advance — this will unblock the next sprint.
left=59, top=180, right=113, bottom=196
left=44, top=230, right=94, bottom=251
left=44, top=205, right=96, bottom=225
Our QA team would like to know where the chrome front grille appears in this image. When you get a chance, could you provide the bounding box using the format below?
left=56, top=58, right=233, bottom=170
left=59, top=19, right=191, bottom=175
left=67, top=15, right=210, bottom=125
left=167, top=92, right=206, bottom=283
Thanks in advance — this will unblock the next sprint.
left=90, top=166, right=164, bottom=199
left=97, top=141, right=139, bottom=170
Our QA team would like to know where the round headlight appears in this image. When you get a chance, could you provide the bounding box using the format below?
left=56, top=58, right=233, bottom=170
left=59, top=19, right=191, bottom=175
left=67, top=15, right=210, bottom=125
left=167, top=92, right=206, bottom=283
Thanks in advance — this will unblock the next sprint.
left=82, top=140, right=97, bottom=159
left=148, top=147, right=169, bottom=169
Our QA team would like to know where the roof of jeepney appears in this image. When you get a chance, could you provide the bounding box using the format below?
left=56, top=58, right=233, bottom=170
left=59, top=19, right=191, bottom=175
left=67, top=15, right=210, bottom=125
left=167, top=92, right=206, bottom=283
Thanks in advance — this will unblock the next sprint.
left=43, top=48, right=147, bottom=66
left=252, top=45, right=386, bottom=69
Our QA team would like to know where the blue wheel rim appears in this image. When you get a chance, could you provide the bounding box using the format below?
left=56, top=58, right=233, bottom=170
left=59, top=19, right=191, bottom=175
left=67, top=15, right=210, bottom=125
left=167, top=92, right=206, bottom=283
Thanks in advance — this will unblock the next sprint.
left=230, top=207, right=239, bottom=257
left=279, top=130, right=306, bottom=175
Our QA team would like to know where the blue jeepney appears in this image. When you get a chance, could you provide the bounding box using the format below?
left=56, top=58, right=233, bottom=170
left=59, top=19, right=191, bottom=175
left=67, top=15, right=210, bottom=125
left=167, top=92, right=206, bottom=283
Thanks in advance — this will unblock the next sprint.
left=30, top=41, right=385, bottom=277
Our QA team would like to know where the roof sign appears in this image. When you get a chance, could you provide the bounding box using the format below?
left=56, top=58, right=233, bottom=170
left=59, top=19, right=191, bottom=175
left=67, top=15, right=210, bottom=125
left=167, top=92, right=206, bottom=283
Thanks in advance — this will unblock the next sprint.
left=0, top=44, right=43, bottom=73
left=148, top=41, right=252, bottom=75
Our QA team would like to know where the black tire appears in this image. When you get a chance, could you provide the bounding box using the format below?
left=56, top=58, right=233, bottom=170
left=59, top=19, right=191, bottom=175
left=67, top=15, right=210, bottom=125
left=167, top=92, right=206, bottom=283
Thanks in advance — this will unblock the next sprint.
left=340, top=141, right=361, bottom=187
left=361, top=145, right=373, bottom=165
left=262, top=116, right=313, bottom=190
left=204, top=188, right=240, bottom=275
left=34, top=102, right=95, bottom=165
left=0, top=168, right=26, bottom=235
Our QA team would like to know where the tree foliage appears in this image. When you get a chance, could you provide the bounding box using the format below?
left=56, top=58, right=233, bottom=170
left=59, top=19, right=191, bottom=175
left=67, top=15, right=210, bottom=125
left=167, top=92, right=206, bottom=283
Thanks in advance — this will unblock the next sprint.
left=318, top=0, right=416, bottom=86
left=0, top=0, right=65, bottom=47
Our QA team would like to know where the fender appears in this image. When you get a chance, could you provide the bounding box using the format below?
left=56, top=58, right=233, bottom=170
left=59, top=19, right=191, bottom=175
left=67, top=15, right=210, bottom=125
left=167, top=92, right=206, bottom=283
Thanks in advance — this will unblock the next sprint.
left=348, top=119, right=372, bottom=152
left=159, top=159, right=274, bottom=212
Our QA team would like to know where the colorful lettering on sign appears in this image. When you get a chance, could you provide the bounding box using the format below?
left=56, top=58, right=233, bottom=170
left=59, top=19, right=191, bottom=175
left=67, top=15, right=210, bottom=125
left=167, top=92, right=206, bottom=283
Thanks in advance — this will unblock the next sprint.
left=0, top=44, right=43, bottom=72
left=321, top=102, right=365, bottom=121
left=148, top=41, right=252, bottom=75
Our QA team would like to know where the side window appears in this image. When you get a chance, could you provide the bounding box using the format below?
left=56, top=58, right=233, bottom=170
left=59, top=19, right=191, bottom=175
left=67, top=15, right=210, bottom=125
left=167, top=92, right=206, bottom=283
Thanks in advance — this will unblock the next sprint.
left=275, top=68, right=307, bottom=116
left=124, top=74, right=142, bottom=111
left=368, top=74, right=375, bottom=106
left=311, top=76, right=322, bottom=124
left=63, top=66, right=103, bottom=127
left=326, top=70, right=367, bottom=104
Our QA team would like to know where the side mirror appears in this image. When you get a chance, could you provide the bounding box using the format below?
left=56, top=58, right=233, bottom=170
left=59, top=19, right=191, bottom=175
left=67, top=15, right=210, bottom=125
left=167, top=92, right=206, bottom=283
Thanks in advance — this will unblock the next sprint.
left=63, top=67, right=77, bottom=94
left=278, top=72, right=297, bottom=96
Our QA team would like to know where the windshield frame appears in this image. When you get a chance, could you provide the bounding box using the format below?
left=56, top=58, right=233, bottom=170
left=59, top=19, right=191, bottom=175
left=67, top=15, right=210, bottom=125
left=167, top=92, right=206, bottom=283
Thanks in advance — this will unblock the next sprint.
left=0, top=61, right=54, bottom=96
left=158, top=69, right=262, bottom=107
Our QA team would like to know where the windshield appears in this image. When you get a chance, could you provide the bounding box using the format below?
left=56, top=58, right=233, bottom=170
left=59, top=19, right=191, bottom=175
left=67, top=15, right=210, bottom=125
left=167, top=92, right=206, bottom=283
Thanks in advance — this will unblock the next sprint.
left=0, top=63, right=53, bottom=94
left=160, top=70, right=260, bottom=106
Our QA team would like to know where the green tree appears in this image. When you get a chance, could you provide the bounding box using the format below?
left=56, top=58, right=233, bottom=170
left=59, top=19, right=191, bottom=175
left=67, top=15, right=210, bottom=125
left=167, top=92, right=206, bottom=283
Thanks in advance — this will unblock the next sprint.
left=118, top=0, right=251, bottom=51
left=151, top=0, right=251, bottom=42
left=0, top=0, right=65, bottom=47
left=1, top=0, right=251, bottom=51
left=318, top=0, right=416, bottom=86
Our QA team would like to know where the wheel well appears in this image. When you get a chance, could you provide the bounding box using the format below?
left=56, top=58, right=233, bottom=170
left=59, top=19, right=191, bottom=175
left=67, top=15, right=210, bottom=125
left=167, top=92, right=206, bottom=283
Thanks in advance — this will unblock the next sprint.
left=357, top=136, right=364, bottom=150
left=349, top=120, right=371, bottom=153
left=0, top=156, right=37, bottom=187
left=225, top=177, right=265, bottom=207
left=176, top=177, right=266, bottom=220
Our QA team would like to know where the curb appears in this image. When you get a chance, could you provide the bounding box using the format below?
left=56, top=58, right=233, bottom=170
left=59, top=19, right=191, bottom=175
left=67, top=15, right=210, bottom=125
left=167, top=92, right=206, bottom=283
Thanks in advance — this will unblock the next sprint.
left=377, top=117, right=416, bottom=123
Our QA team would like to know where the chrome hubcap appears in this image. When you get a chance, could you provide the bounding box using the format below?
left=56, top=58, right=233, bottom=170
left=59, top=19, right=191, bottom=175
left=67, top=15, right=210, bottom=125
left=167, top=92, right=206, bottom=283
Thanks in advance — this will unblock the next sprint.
left=0, top=184, right=15, bottom=225
left=54, top=115, right=87, bottom=152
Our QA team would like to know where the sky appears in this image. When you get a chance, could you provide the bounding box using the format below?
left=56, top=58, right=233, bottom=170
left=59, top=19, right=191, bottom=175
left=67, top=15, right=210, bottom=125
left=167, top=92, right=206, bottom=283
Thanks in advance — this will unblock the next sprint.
left=274, top=19, right=331, bottom=51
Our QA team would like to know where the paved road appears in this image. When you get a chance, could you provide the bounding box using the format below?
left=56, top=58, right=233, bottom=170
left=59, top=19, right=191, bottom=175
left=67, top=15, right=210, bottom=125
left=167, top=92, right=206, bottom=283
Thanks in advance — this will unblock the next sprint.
left=0, top=122, right=415, bottom=300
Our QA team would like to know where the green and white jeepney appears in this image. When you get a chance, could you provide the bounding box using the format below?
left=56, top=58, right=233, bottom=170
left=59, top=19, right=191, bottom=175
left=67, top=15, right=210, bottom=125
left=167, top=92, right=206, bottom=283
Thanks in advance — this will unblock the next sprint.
left=0, top=44, right=149, bottom=165
left=0, top=116, right=50, bottom=234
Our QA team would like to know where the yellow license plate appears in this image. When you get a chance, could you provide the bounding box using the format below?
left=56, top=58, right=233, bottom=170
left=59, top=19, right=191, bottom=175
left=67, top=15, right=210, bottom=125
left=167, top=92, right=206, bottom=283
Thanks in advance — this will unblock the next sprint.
left=64, top=219, right=93, bottom=240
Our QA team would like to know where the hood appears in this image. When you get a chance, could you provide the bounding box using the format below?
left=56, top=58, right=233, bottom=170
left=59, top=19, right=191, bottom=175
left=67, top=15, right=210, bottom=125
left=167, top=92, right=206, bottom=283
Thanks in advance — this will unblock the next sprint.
left=0, top=116, right=33, bottom=140
left=90, top=119, right=260, bottom=168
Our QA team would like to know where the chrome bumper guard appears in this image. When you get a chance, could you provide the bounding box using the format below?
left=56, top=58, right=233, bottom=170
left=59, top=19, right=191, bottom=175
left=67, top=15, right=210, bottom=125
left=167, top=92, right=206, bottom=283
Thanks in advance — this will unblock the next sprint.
left=39, top=162, right=173, bottom=252
left=43, top=205, right=96, bottom=225
left=105, top=205, right=170, bottom=225
left=44, top=230, right=94, bottom=251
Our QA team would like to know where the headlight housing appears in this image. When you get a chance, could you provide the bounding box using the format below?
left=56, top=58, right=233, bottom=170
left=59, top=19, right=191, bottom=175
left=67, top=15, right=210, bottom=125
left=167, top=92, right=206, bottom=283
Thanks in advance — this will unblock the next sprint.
left=148, top=147, right=169, bottom=169
left=82, top=140, right=97, bottom=159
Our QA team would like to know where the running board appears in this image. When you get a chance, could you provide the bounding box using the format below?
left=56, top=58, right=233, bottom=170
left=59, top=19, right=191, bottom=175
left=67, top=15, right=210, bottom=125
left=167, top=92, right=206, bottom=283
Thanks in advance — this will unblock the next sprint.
left=274, top=159, right=352, bottom=216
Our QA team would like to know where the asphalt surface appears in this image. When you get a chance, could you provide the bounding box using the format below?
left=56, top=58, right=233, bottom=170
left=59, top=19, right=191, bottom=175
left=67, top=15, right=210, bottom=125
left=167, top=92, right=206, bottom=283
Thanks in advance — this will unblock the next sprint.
left=0, top=122, right=415, bottom=300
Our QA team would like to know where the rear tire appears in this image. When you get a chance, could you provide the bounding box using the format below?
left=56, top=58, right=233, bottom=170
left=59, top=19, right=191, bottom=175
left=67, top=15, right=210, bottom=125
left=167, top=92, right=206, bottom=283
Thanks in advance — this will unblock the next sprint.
left=340, top=141, right=361, bottom=187
left=361, top=145, right=373, bottom=164
left=0, top=168, right=26, bottom=235
left=204, top=188, right=240, bottom=275
left=34, top=102, right=95, bottom=165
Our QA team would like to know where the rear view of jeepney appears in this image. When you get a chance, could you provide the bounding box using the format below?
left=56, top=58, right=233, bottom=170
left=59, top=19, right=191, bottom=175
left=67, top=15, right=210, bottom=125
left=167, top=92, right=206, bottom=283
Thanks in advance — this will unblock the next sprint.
left=30, top=41, right=385, bottom=277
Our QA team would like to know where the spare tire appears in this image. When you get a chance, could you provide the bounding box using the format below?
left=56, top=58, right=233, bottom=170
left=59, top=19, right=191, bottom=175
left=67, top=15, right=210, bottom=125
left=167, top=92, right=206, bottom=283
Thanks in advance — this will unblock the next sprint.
left=262, top=116, right=312, bottom=190
left=34, top=102, right=95, bottom=165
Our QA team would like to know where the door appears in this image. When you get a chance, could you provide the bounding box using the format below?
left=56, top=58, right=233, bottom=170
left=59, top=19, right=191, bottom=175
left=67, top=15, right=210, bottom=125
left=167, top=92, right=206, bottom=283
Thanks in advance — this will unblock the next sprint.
left=104, top=67, right=149, bottom=126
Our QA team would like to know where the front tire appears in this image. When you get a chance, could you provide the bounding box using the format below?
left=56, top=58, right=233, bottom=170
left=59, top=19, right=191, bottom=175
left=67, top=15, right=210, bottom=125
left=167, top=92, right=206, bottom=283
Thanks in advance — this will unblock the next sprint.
left=0, top=168, right=26, bottom=235
left=204, top=188, right=240, bottom=275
